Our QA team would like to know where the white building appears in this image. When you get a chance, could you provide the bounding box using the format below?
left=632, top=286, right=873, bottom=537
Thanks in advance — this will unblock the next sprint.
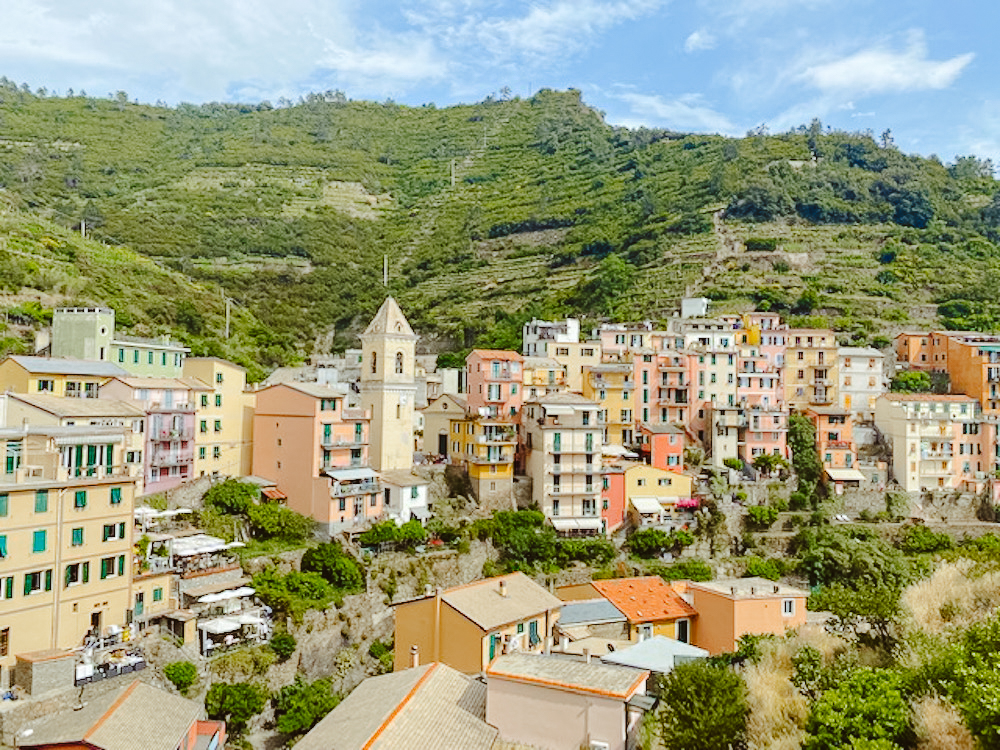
left=838, top=347, right=886, bottom=421
left=523, top=318, right=580, bottom=357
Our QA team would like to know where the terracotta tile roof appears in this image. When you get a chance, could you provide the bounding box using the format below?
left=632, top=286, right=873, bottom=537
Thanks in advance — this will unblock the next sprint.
left=591, top=577, right=697, bottom=624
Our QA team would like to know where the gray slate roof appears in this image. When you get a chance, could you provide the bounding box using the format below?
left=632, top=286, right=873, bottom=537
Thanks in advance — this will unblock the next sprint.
left=559, top=599, right=627, bottom=627
left=487, top=653, right=647, bottom=698
left=21, top=680, right=198, bottom=750
left=296, top=663, right=497, bottom=750
left=600, top=635, right=708, bottom=673
left=7, top=355, right=129, bottom=377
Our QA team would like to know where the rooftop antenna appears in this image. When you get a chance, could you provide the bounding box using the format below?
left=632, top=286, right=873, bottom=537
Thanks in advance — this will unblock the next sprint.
left=383, top=255, right=389, bottom=287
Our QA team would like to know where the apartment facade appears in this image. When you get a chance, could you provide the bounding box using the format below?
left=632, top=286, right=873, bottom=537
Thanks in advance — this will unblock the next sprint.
left=0, top=426, right=139, bottom=689
left=637, top=422, right=685, bottom=470
left=601, top=463, right=694, bottom=534
left=465, top=349, right=524, bottom=418
left=874, top=393, right=992, bottom=493
left=522, top=317, right=580, bottom=357
left=523, top=393, right=604, bottom=535
left=419, top=393, right=467, bottom=456
left=545, top=341, right=602, bottom=393
left=784, top=329, right=839, bottom=410
left=582, top=363, right=633, bottom=446
left=838, top=347, right=886, bottom=420
left=522, top=356, right=567, bottom=401
left=183, top=357, right=254, bottom=478
left=805, top=406, right=858, bottom=473
left=253, top=382, right=376, bottom=532
left=0, top=356, right=128, bottom=399
left=448, top=413, right=517, bottom=508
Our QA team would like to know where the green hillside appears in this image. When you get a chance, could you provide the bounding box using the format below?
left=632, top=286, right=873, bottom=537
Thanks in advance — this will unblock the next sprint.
left=2, top=79, right=999, bottom=366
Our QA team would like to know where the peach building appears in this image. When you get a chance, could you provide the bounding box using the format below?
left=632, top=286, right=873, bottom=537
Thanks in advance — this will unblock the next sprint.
left=895, top=331, right=934, bottom=370
left=874, top=393, right=993, bottom=493
left=942, top=337, right=1000, bottom=414
left=392, top=573, right=562, bottom=674
left=675, top=578, right=809, bottom=655
left=805, top=406, right=858, bottom=473
left=486, top=653, right=648, bottom=750
left=252, top=382, right=377, bottom=533
left=466, top=349, right=524, bottom=418
left=637, top=422, right=685, bottom=470
left=654, top=349, right=694, bottom=428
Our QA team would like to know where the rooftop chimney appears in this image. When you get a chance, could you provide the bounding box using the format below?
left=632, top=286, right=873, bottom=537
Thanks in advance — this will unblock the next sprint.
left=424, top=584, right=432, bottom=596
left=410, top=645, right=419, bottom=669
left=499, top=580, right=508, bottom=598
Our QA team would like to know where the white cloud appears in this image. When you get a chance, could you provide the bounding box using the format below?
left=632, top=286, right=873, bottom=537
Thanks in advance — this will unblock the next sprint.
left=612, top=91, right=737, bottom=134
left=684, top=29, right=716, bottom=52
left=800, top=31, right=973, bottom=96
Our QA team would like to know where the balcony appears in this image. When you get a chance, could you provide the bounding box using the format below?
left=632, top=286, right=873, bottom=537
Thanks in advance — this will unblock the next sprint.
left=331, top=481, right=380, bottom=496
left=150, top=449, right=194, bottom=467
left=715, top=413, right=747, bottom=428
left=154, top=427, right=193, bottom=441
left=477, top=431, right=516, bottom=445
left=321, top=435, right=366, bottom=448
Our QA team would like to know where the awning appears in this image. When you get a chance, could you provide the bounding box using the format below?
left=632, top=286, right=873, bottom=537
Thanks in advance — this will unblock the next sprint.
left=236, top=613, right=265, bottom=626
left=182, top=578, right=251, bottom=600
left=197, top=586, right=255, bottom=604
left=550, top=517, right=603, bottom=532
left=198, top=618, right=240, bottom=634
left=543, top=405, right=574, bottom=416
left=171, top=533, right=230, bottom=557
left=410, top=506, right=431, bottom=521
left=825, top=468, right=866, bottom=483
left=630, top=496, right=665, bottom=515
left=326, top=468, right=378, bottom=482
left=261, top=488, right=287, bottom=500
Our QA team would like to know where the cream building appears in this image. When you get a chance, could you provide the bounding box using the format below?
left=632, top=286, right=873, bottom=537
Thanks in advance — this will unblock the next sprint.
left=523, top=393, right=604, bottom=535
left=784, top=329, right=839, bottom=411
left=544, top=341, right=602, bottom=394
left=183, top=358, right=255, bottom=478
left=361, top=298, right=417, bottom=472
left=838, top=347, right=886, bottom=421
left=0, top=425, right=139, bottom=689
left=582, top=363, right=633, bottom=446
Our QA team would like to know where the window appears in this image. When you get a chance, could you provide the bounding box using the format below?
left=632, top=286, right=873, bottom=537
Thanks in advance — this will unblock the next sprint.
left=395, top=352, right=404, bottom=374
left=0, top=534, right=6, bottom=558
left=153, top=587, right=163, bottom=602
left=65, top=562, right=88, bottom=587
left=161, top=352, right=167, bottom=366
left=215, top=394, right=222, bottom=407
left=100, top=555, right=125, bottom=580
left=676, top=618, right=690, bottom=644
left=0, top=628, right=7, bottom=657
left=0, top=493, right=7, bottom=517
left=24, top=569, right=51, bottom=595
left=74, top=490, right=87, bottom=509
left=551, top=498, right=560, bottom=516
left=199, top=447, right=206, bottom=460
left=0, top=578, right=11, bottom=600
left=214, top=420, right=222, bottom=433
left=31, top=530, right=46, bottom=554
left=118, top=348, right=125, bottom=363
left=35, top=490, right=48, bottom=513
left=110, top=487, right=122, bottom=505
left=553, top=433, right=561, bottom=452
left=782, top=598, right=795, bottom=616
left=213, top=446, right=221, bottom=459
left=133, top=349, right=139, bottom=364
left=637, top=478, right=647, bottom=486
left=370, top=352, right=377, bottom=374
left=102, top=523, right=126, bottom=542
left=658, top=478, right=672, bottom=486
left=147, top=351, right=153, bottom=364
left=200, top=420, right=208, bottom=433
left=338, top=498, right=346, bottom=512
left=200, top=394, right=209, bottom=407
left=72, top=527, right=84, bottom=546
left=37, top=379, right=55, bottom=392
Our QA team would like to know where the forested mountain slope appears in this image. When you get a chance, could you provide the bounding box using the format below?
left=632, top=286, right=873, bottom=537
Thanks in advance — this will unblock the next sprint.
left=1, top=79, right=999, bottom=369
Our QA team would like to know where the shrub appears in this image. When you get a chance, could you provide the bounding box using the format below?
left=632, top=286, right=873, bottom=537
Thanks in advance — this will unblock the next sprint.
left=301, top=543, right=365, bottom=591
left=651, top=558, right=713, bottom=582
left=203, top=479, right=259, bottom=515
left=657, top=661, right=749, bottom=750
left=205, top=682, right=268, bottom=735
left=745, top=237, right=779, bottom=251
left=744, top=556, right=783, bottom=581
left=163, top=661, right=198, bottom=693
left=723, top=457, right=743, bottom=471
left=368, top=639, right=394, bottom=673
left=269, top=631, right=297, bottom=661
left=804, top=668, right=914, bottom=749
left=251, top=568, right=336, bottom=620
left=746, top=505, right=779, bottom=529
left=897, top=525, right=953, bottom=554
left=890, top=371, right=933, bottom=393
left=246, top=502, right=314, bottom=542
left=209, top=646, right=277, bottom=681
left=273, top=677, right=340, bottom=736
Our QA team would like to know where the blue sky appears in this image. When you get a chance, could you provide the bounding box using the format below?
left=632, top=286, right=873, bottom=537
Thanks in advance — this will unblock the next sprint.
left=2, top=0, right=995, bottom=165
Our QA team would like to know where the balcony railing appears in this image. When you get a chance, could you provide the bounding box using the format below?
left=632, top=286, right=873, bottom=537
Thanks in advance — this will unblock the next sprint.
left=155, top=427, right=194, bottom=441
left=150, top=450, right=194, bottom=467
left=331, top=481, right=380, bottom=496
left=321, top=436, right=366, bottom=448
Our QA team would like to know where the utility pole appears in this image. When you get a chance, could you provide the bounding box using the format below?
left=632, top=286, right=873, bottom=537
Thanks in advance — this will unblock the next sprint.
left=383, top=255, right=389, bottom=287
left=225, top=297, right=231, bottom=339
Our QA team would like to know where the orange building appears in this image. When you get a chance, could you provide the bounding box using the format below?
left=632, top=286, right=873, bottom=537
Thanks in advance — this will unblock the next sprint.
left=894, top=332, right=934, bottom=371
left=637, top=422, right=685, bottom=470
left=252, top=382, right=377, bottom=533
left=804, top=406, right=858, bottom=473
left=674, top=578, right=809, bottom=655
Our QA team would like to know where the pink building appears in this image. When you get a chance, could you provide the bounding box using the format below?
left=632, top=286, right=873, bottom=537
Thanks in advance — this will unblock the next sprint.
left=637, top=422, right=685, bottom=470
left=99, top=376, right=209, bottom=493
left=654, top=349, right=694, bottom=428
left=466, top=350, right=524, bottom=418
left=252, top=382, right=377, bottom=534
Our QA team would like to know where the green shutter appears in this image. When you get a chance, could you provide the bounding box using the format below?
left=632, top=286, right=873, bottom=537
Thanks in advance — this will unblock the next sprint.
left=0, top=535, right=6, bottom=557
left=111, top=487, right=121, bottom=505
left=118, top=555, right=125, bottom=577
left=72, top=527, right=83, bottom=546
left=102, top=525, right=110, bottom=542
left=82, top=562, right=89, bottom=583
left=4, top=576, right=12, bottom=599
left=32, top=530, right=46, bottom=553
left=489, top=634, right=496, bottom=660
left=153, top=587, right=163, bottom=602
left=24, top=575, right=31, bottom=595
left=44, top=569, right=52, bottom=591
left=87, top=445, right=97, bottom=476
left=34, top=490, right=48, bottom=513
left=106, top=445, right=114, bottom=471
left=75, top=490, right=87, bottom=508
left=65, top=565, right=72, bottom=588
left=100, top=559, right=108, bottom=579
left=0, top=494, right=7, bottom=516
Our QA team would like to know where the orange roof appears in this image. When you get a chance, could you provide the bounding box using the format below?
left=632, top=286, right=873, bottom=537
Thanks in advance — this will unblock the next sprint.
left=591, top=577, right=697, bottom=624
left=469, top=349, right=524, bottom=361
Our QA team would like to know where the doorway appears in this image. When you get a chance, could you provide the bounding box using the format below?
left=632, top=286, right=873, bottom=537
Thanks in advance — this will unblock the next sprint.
left=438, top=433, right=448, bottom=455
left=91, top=610, right=102, bottom=636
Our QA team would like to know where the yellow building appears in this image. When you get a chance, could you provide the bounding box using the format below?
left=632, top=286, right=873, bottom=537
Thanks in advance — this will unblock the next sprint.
left=0, top=355, right=128, bottom=398
left=784, top=329, right=839, bottom=411
left=420, top=393, right=468, bottom=456
left=522, top=356, right=567, bottom=401
left=392, top=573, right=562, bottom=674
left=544, top=341, right=602, bottom=394
left=0, top=425, right=139, bottom=689
left=448, top=413, right=517, bottom=508
left=183, top=358, right=255, bottom=478
left=582, top=363, right=633, bottom=446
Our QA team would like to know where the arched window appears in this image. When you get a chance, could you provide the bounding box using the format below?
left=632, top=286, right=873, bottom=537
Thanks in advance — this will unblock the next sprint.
left=395, top=352, right=404, bottom=374
left=371, top=352, right=377, bottom=374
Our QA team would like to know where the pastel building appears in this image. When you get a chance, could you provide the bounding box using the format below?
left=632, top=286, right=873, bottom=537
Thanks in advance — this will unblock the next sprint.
left=784, top=329, right=839, bottom=411
left=545, top=340, right=602, bottom=393
left=419, top=393, right=467, bottom=456
left=601, top=462, right=694, bottom=533
left=51, top=307, right=190, bottom=378
left=522, top=356, right=567, bottom=401
left=100, top=377, right=211, bottom=493
left=654, top=349, right=694, bottom=428
left=448, top=413, right=517, bottom=508
left=637, top=422, right=685, bottom=470
left=253, top=382, right=378, bottom=533
left=465, top=349, right=523, bottom=418
left=805, top=406, right=860, bottom=484
left=874, top=393, right=992, bottom=493
left=673, top=578, right=809, bottom=656
left=0, top=425, right=139, bottom=689
left=582, top=362, right=634, bottom=446
left=838, top=347, right=886, bottom=420
left=183, top=357, right=255, bottom=478
left=0, top=356, right=128, bottom=398
left=522, top=393, right=604, bottom=535
left=392, top=573, right=562, bottom=674
left=941, top=337, right=1000, bottom=414
left=522, top=318, right=580, bottom=357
